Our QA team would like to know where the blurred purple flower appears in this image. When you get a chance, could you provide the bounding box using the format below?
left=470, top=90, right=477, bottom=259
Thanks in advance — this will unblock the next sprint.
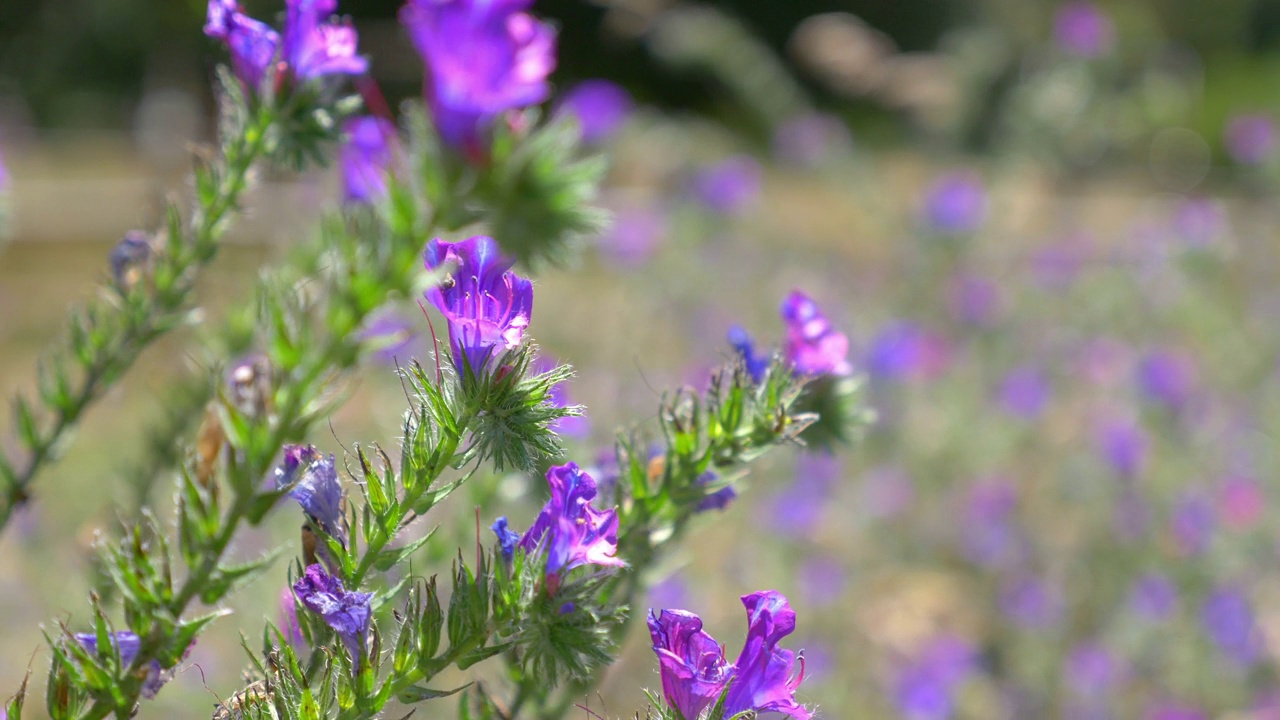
left=772, top=113, right=852, bottom=167
left=274, top=445, right=345, bottom=543
left=535, top=356, right=590, bottom=439
left=763, top=453, right=841, bottom=537
left=962, top=478, right=1021, bottom=569
left=400, top=0, right=555, bottom=152
left=356, top=311, right=417, bottom=365
left=999, top=366, right=1050, bottom=420
left=693, top=156, right=761, bottom=215
left=947, top=274, right=1002, bottom=327
left=798, top=556, right=846, bottom=606
left=1076, top=337, right=1131, bottom=387
left=519, top=462, right=624, bottom=581
left=73, top=631, right=175, bottom=699
left=554, top=79, right=632, bottom=143
left=598, top=203, right=666, bottom=267
left=1053, top=2, right=1114, bottom=58
left=1219, top=475, right=1265, bottom=528
left=1171, top=198, right=1225, bottom=249
left=1033, top=236, right=1091, bottom=289
left=205, top=0, right=367, bottom=89
left=340, top=116, right=397, bottom=203
left=922, top=171, right=986, bottom=235
left=423, top=236, right=533, bottom=375
left=1000, top=576, right=1063, bottom=629
left=728, top=325, right=771, bottom=384
left=1145, top=703, right=1208, bottom=720
left=1113, top=487, right=1151, bottom=541
left=1095, top=417, right=1148, bottom=478
left=1066, top=642, right=1121, bottom=699
left=867, top=321, right=929, bottom=381
left=1225, top=114, right=1276, bottom=165
left=293, top=564, right=372, bottom=664
left=649, top=572, right=691, bottom=611
left=1137, top=350, right=1197, bottom=409
left=893, top=636, right=977, bottom=720
left=280, top=585, right=305, bottom=647
left=109, top=230, right=153, bottom=289
left=781, top=291, right=852, bottom=377
left=1170, top=491, right=1215, bottom=556
left=694, top=470, right=737, bottom=513
left=1129, top=573, right=1178, bottom=621
left=0, top=144, right=8, bottom=193
left=1201, top=587, right=1261, bottom=666
left=859, top=465, right=914, bottom=519
left=491, top=516, right=520, bottom=561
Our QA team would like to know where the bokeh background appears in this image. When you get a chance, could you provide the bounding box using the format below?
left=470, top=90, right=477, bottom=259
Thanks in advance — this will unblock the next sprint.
left=6, top=0, right=1280, bottom=718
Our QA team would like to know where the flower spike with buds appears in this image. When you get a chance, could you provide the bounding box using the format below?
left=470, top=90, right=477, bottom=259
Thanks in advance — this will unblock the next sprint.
left=72, top=631, right=176, bottom=699
left=205, top=0, right=367, bottom=91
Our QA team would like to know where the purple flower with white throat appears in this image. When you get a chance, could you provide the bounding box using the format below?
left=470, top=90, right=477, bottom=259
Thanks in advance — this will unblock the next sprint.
left=205, top=0, right=366, bottom=90
left=781, top=290, right=852, bottom=377
left=340, top=116, right=398, bottom=203
left=518, top=463, right=623, bottom=584
left=274, top=445, right=344, bottom=542
left=554, top=79, right=632, bottom=144
left=648, top=590, right=812, bottom=720
left=423, top=236, right=533, bottom=375
left=400, top=0, right=556, bottom=152
left=73, top=631, right=176, bottom=699
left=292, top=564, right=372, bottom=664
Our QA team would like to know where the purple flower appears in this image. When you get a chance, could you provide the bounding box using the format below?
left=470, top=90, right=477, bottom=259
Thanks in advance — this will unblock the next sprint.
left=205, top=0, right=366, bottom=89
left=763, top=453, right=841, bottom=537
left=1053, top=2, right=1114, bottom=58
left=1201, top=587, right=1260, bottom=665
left=1066, top=642, right=1120, bottom=699
left=892, top=636, right=976, bottom=720
left=649, top=591, right=812, bottom=720
left=728, top=325, right=770, bottom=383
left=772, top=113, right=852, bottom=168
left=798, top=556, right=846, bottom=606
left=109, top=231, right=154, bottom=290
left=1137, top=350, right=1197, bottom=409
left=781, top=291, right=852, bottom=377
left=866, top=321, right=932, bottom=381
left=1170, top=491, right=1215, bottom=556
left=292, top=564, right=372, bottom=663
left=694, top=471, right=737, bottom=513
left=598, top=203, right=666, bottom=267
left=1128, top=573, right=1177, bottom=621
left=1219, top=475, right=1265, bottom=528
left=491, top=516, right=520, bottom=561
left=0, top=145, right=9, bottom=194
left=535, top=356, right=591, bottom=439
left=922, top=171, right=986, bottom=235
left=518, top=462, right=624, bottom=581
left=961, top=478, right=1021, bottom=569
left=400, top=0, right=556, bottom=151
left=693, top=156, right=761, bottom=215
left=998, top=366, right=1050, bottom=419
left=423, top=236, right=533, bottom=375
left=1171, top=198, right=1225, bottom=249
left=356, top=311, right=418, bottom=365
left=340, top=116, right=398, bottom=203
left=73, top=631, right=174, bottom=699
left=1095, top=417, right=1148, bottom=478
left=274, top=445, right=344, bottom=542
left=554, top=80, right=632, bottom=144
left=1145, top=703, right=1208, bottom=720
left=999, top=576, right=1063, bottom=630
left=280, top=585, right=306, bottom=647
left=948, top=274, right=1002, bottom=327
left=1225, top=114, right=1276, bottom=165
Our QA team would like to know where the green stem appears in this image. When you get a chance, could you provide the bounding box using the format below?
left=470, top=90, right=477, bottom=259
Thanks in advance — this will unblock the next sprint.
left=0, top=104, right=277, bottom=533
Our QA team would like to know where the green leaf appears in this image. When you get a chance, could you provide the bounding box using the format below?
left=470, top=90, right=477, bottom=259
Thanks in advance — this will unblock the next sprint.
left=455, top=643, right=511, bottom=671
left=396, top=682, right=471, bottom=704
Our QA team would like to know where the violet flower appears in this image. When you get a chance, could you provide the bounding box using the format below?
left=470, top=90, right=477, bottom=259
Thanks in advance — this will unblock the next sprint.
left=694, top=470, right=737, bottom=513
left=1225, top=114, right=1276, bottom=165
left=356, top=311, right=418, bottom=365
left=728, top=325, right=770, bottom=384
left=947, top=273, right=1002, bottom=327
left=280, top=585, right=306, bottom=647
left=535, top=356, right=590, bottom=439
left=518, top=462, right=624, bottom=581
left=598, top=202, right=666, bottom=267
left=423, top=236, right=533, bottom=375
left=554, top=79, right=633, bottom=144
left=1170, top=491, right=1215, bottom=557
left=893, top=636, right=976, bottom=720
left=1137, top=350, right=1197, bottom=410
left=780, top=290, right=852, bottom=377
left=292, top=563, right=372, bottom=664
left=491, top=516, right=520, bottom=561
left=274, top=444, right=344, bottom=542
left=1201, top=588, right=1260, bottom=666
left=340, top=116, right=398, bottom=204
left=1128, top=573, right=1177, bottom=621
left=0, top=144, right=8, bottom=194
left=693, top=156, right=761, bottom=215
left=205, top=0, right=366, bottom=89
left=998, top=366, right=1050, bottom=420
left=961, top=477, right=1021, bottom=569
left=73, top=631, right=173, bottom=699
left=1053, top=1, right=1114, bottom=58
left=1095, top=417, right=1148, bottom=479
left=648, top=590, right=812, bottom=720
left=921, top=171, right=986, bottom=235
left=1066, top=642, right=1121, bottom=699
left=1218, top=475, right=1264, bottom=528
left=400, top=0, right=556, bottom=152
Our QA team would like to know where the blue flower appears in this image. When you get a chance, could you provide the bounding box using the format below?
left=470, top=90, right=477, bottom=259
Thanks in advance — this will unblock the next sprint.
left=73, top=631, right=176, bottom=699
left=491, top=516, right=521, bottom=561
left=275, top=445, right=344, bottom=543
left=340, top=116, right=398, bottom=203
left=727, top=325, right=770, bottom=384
left=423, top=236, right=533, bottom=376
left=292, top=564, right=372, bottom=664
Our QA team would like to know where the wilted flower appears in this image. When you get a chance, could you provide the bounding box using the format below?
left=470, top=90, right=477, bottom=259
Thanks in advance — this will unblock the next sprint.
left=423, top=236, right=533, bottom=375
left=205, top=0, right=367, bottom=89
left=1053, top=1, right=1114, bottom=58
left=693, top=156, right=761, bottom=215
left=781, top=291, right=852, bottom=376
left=554, top=79, right=632, bottom=144
left=109, top=230, right=154, bottom=291
left=340, top=116, right=398, bottom=203
left=648, top=590, right=812, bottom=720
left=226, top=353, right=275, bottom=417
left=400, top=0, right=556, bottom=152
left=921, top=171, right=986, bottom=235
left=73, top=631, right=175, bottom=699
left=1224, top=114, right=1276, bottom=165
left=518, top=462, right=623, bottom=582
left=274, top=445, right=344, bottom=542
left=491, top=516, right=520, bottom=561
left=292, top=564, right=372, bottom=664
left=727, top=325, right=770, bottom=384
left=1201, top=588, right=1260, bottom=666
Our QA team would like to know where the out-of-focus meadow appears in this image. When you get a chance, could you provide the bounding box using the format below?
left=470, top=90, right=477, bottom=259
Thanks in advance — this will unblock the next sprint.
left=6, top=0, right=1280, bottom=717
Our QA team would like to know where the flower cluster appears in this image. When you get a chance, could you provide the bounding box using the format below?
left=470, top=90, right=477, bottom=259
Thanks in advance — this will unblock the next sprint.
left=204, top=0, right=367, bottom=90
left=649, top=590, right=811, bottom=719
